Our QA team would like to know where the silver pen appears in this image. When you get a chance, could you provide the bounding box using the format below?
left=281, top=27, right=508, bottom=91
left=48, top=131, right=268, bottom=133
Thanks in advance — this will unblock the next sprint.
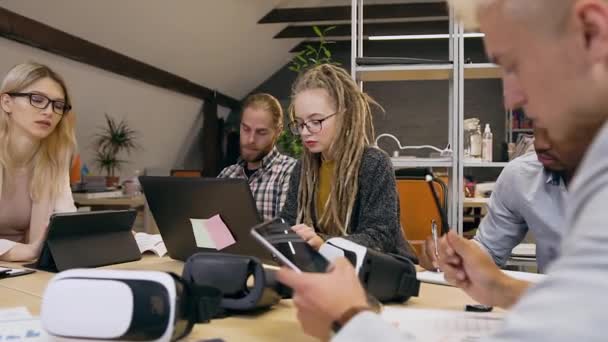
left=431, top=219, right=440, bottom=272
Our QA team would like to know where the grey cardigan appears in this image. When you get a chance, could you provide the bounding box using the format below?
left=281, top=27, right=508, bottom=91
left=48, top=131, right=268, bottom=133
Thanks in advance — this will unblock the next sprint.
left=280, top=146, right=416, bottom=261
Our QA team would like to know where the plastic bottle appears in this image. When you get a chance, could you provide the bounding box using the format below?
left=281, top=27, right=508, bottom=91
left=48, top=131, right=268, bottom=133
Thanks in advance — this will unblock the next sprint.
left=482, top=124, right=493, bottom=162
left=470, top=124, right=482, bottom=159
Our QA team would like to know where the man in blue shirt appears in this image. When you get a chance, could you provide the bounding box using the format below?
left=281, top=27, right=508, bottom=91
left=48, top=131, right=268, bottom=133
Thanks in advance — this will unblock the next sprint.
left=421, top=127, right=570, bottom=273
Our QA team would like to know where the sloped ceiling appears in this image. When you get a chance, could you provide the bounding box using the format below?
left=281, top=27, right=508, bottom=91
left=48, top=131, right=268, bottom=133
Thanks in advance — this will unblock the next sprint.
left=0, top=0, right=300, bottom=99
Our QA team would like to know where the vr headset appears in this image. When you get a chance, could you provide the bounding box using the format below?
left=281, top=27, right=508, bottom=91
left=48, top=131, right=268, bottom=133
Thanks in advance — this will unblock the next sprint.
left=320, top=238, right=420, bottom=303
left=41, top=269, right=222, bottom=341
left=181, top=253, right=282, bottom=315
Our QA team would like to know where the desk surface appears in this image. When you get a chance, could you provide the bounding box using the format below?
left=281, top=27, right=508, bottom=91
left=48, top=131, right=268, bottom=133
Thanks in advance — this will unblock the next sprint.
left=72, top=194, right=145, bottom=207
left=0, top=256, right=486, bottom=342
left=463, top=197, right=490, bottom=207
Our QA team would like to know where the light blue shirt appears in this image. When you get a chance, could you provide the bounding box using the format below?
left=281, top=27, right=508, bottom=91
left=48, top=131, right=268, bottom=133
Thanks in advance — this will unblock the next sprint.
left=474, top=152, right=568, bottom=272
left=333, top=121, right=608, bottom=342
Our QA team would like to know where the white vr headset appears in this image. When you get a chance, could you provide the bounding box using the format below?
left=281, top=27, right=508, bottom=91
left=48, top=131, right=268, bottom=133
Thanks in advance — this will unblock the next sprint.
left=320, top=238, right=420, bottom=303
left=41, top=269, right=222, bottom=342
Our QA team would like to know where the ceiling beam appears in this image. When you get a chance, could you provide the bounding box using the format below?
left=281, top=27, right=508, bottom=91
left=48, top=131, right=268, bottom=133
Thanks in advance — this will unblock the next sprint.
left=0, top=7, right=240, bottom=109
left=259, top=3, right=448, bottom=24
left=275, top=21, right=448, bottom=39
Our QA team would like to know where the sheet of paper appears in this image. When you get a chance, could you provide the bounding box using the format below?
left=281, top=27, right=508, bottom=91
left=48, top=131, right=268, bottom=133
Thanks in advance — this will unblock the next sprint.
left=205, top=214, right=236, bottom=250
left=511, top=243, right=536, bottom=257
left=0, top=307, right=31, bottom=321
left=417, top=270, right=545, bottom=286
left=0, top=308, right=47, bottom=341
left=190, top=215, right=235, bottom=250
left=191, top=218, right=216, bottom=249
left=381, top=307, right=503, bottom=342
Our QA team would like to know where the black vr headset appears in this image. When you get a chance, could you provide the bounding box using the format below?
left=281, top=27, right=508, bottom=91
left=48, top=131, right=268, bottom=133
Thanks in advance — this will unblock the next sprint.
left=320, top=238, right=420, bottom=303
left=182, top=252, right=282, bottom=315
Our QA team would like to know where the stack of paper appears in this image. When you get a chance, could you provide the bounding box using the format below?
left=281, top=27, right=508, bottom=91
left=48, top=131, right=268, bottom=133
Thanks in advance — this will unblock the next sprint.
left=417, top=269, right=545, bottom=286
left=190, top=214, right=236, bottom=250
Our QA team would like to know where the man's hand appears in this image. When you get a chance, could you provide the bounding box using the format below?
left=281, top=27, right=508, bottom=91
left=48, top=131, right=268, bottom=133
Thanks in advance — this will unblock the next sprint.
left=419, top=236, right=441, bottom=271
left=277, top=258, right=369, bottom=340
left=437, top=231, right=530, bottom=309
left=292, top=224, right=325, bottom=250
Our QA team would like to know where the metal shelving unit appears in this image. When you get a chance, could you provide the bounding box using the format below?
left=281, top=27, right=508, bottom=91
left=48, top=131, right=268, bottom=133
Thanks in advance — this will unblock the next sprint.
left=351, top=0, right=506, bottom=233
left=351, top=0, right=461, bottom=230
left=463, top=162, right=509, bottom=168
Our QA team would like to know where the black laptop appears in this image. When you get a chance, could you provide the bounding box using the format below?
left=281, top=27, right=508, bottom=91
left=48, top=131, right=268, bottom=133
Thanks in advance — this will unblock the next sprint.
left=139, top=177, right=272, bottom=263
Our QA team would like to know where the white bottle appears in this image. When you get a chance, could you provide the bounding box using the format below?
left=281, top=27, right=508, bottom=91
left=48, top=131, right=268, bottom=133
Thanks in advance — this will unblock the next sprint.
left=470, top=125, right=482, bottom=159
left=482, top=124, right=493, bottom=162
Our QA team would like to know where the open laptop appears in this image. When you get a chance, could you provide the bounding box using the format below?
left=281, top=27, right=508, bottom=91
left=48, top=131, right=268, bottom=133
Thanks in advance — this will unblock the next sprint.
left=139, top=176, right=273, bottom=263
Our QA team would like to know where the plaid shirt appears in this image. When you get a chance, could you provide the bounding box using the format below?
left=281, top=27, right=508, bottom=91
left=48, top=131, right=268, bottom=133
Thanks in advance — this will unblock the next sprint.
left=218, top=147, right=297, bottom=221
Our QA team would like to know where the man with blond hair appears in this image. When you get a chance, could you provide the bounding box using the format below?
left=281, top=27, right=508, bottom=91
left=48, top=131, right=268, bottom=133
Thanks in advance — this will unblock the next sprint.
left=276, top=1, right=608, bottom=341
left=218, top=93, right=296, bottom=221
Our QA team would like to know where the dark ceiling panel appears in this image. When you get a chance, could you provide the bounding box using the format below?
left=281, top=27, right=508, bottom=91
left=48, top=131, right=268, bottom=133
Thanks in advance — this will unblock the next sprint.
left=259, top=3, right=448, bottom=23
left=275, top=21, right=448, bottom=38
left=0, top=7, right=240, bottom=109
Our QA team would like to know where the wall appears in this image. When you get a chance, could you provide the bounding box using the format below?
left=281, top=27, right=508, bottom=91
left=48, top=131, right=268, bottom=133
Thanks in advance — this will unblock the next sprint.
left=0, top=37, right=205, bottom=177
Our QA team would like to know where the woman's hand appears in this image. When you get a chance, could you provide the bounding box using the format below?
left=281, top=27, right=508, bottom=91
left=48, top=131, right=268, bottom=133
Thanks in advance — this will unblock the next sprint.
left=292, top=224, right=325, bottom=250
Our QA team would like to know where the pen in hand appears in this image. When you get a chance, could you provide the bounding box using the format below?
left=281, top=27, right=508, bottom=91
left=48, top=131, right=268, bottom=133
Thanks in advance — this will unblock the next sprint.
left=431, top=219, right=440, bottom=272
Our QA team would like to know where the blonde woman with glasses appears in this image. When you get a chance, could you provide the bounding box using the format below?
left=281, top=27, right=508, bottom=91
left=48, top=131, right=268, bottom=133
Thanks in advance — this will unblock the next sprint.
left=280, top=64, right=415, bottom=260
left=0, top=62, right=77, bottom=261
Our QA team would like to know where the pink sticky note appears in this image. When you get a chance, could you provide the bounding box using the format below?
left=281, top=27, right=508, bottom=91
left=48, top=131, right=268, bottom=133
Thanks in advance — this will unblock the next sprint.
left=205, top=214, right=236, bottom=250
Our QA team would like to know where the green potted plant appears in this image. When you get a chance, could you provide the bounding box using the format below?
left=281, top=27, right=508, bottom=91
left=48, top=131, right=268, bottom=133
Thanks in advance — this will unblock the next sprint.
left=279, top=26, right=341, bottom=158
left=93, top=113, right=140, bottom=187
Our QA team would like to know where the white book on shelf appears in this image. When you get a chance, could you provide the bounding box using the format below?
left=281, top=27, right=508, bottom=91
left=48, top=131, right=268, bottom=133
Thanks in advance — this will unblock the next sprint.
left=134, top=232, right=167, bottom=257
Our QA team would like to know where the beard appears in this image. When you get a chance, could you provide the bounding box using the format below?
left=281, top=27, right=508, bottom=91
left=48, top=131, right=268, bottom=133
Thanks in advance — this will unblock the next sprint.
left=240, top=144, right=272, bottom=163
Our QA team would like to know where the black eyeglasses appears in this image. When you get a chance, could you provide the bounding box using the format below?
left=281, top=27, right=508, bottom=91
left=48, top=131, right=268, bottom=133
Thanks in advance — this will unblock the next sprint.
left=289, top=113, right=337, bottom=135
left=6, top=92, right=71, bottom=115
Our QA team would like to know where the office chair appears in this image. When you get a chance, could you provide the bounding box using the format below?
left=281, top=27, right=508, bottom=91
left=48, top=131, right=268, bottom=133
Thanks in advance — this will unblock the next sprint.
left=395, top=168, right=448, bottom=257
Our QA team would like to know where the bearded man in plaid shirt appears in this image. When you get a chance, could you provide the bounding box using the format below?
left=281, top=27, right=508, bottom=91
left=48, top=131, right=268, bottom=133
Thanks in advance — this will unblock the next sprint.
left=218, top=93, right=296, bottom=221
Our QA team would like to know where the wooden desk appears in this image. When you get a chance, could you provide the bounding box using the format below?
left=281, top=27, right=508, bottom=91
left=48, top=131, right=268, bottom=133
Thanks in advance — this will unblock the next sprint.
left=0, top=256, right=487, bottom=341
left=463, top=197, right=490, bottom=208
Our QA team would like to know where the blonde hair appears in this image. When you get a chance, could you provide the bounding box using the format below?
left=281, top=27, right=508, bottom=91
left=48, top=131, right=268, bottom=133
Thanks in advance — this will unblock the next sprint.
left=0, top=62, right=76, bottom=201
left=242, top=93, right=284, bottom=132
left=448, top=0, right=577, bottom=31
left=289, top=64, right=381, bottom=236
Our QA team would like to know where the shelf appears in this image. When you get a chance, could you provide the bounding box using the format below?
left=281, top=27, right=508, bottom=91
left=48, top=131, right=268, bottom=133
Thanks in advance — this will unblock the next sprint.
left=463, top=63, right=501, bottom=79
left=463, top=161, right=509, bottom=168
left=391, top=157, right=453, bottom=168
left=356, top=63, right=501, bottom=82
left=512, top=128, right=533, bottom=133
left=356, top=64, right=453, bottom=82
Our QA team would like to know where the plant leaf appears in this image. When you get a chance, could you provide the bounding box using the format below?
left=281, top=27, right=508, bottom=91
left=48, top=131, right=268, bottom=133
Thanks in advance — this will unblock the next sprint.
left=313, top=26, right=323, bottom=38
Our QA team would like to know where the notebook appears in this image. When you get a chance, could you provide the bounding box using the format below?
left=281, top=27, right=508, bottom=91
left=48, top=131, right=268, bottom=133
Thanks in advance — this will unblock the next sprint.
left=134, top=232, right=167, bottom=257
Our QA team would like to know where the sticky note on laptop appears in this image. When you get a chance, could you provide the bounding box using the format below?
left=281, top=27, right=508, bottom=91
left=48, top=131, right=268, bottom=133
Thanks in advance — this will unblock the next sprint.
left=190, top=214, right=235, bottom=250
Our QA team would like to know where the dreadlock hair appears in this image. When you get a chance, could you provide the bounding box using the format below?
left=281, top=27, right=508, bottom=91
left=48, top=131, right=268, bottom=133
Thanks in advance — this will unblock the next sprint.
left=289, top=64, right=382, bottom=237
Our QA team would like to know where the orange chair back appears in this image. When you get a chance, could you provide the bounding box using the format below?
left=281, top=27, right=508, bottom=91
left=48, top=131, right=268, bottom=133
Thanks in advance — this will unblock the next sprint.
left=396, top=178, right=447, bottom=257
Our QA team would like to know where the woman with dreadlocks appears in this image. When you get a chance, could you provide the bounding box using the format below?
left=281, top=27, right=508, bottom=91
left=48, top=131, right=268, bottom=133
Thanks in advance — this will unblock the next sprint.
left=280, top=64, right=415, bottom=259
